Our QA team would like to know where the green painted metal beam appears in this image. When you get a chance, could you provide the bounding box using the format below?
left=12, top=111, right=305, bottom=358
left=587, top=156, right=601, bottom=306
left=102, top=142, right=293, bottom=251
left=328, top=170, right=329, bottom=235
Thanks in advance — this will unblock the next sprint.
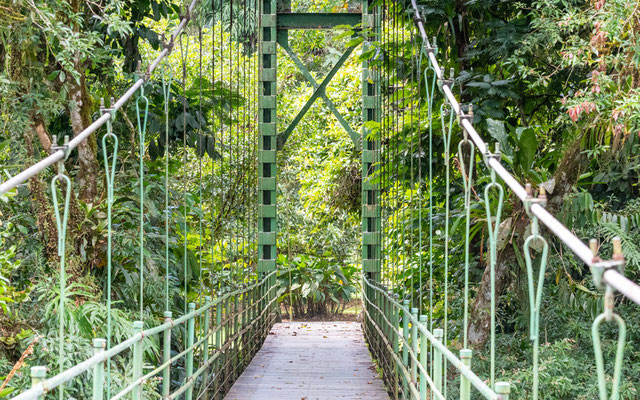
left=276, top=31, right=361, bottom=150
left=277, top=43, right=356, bottom=150
left=277, top=13, right=361, bottom=29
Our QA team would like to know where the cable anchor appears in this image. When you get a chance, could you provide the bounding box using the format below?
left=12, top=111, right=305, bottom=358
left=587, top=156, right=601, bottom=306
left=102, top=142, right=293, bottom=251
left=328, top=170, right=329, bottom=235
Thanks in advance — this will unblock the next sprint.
left=523, top=183, right=547, bottom=220
left=459, top=104, right=474, bottom=141
left=162, top=33, right=175, bottom=54
left=438, top=67, right=454, bottom=92
left=135, top=60, right=151, bottom=83
left=180, top=6, right=192, bottom=22
left=100, top=97, right=117, bottom=120
left=589, top=237, right=625, bottom=291
left=483, top=142, right=501, bottom=165
left=50, top=135, right=70, bottom=174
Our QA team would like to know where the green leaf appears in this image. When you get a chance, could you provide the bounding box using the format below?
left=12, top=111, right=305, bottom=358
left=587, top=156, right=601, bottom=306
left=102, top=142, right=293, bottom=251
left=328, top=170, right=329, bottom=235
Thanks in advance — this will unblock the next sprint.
left=346, top=36, right=364, bottom=47
left=517, top=128, right=537, bottom=171
left=47, top=70, right=60, bottom=81
left=486, top=118, right=512, bottom=157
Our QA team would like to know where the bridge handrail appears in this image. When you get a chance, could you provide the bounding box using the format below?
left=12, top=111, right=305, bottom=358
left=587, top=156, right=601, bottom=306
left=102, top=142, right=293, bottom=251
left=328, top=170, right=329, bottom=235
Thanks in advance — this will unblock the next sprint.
left=0, top=0, right=200, bottom=196
left=408, top=0, right=639, bottom=305
left=363, top=276, right=504, bottom=399
left=10, top=270, right=277, bottom=400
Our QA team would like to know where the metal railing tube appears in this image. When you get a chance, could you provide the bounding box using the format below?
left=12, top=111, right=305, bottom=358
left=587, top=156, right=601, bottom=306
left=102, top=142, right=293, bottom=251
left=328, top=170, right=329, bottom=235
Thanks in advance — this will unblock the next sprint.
left=186, top=303, right=196, bottom=400
left=603, top=268, right=640, bottom=306
left=411, top=308, right=419, bottom=386
left=419, top=315, right=428, bottom=400
left=91, top=339, right=106, bottom=400
left=460, top=349, right=472, bottom=400
left=433, top=328, right=443, bottom=394
left=131, top=321, right=144, bottom=400
left=162, top=311, right=173, bottom=398
left=402, top=300, right=410, bottom=396
left=203, top=297, right=211, bottom=400
left=496, top=382, right=510, bottom=400
left=30, top=367, right=46, bottom=400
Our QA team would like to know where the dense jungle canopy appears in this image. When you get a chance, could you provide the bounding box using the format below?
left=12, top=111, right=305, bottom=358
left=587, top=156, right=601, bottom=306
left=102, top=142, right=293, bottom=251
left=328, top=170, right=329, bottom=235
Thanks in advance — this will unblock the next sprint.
left=0, top=0, right=639, bottom=398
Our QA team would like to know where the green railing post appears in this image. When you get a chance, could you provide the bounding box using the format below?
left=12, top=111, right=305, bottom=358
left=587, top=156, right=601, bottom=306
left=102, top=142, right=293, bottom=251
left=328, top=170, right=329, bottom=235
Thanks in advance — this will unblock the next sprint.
left=186, top=302, right=195, bottom=400
left=419, top=316, right=428, bottom=400
left=234, top=293, right=239, bottom=379
left=459, top=349, right=472, bottom=400
left=434, top=328, right=443, bottom=394
left=224, top=295, right=231, bottom=392
left=203, top=297, right=211, bottom=400
left=496, top=381, right=510, bottom=400
left=392, top=293, right=400, bottom=400
left=411, top=308, right=418, bottom=388
left=215, top=300, right=222, bottom=394
left=30, top=366, right=46, bottom=400
left=383, top=289, right=390, bottom=342
left=92, top=338, right=106, bottom=400
left=132, top=320, right=144, bottom=400
left=241, top=288, right=246, bottom=368
left=402, top=300, right=410, bottom=397
left=162, top=311, right=172, bottom=399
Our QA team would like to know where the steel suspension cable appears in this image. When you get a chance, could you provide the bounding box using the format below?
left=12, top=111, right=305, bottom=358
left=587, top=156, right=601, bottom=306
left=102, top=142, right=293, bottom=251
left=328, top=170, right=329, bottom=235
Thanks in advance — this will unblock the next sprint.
left=180, top=32, right=189, bottom=315
left=136, top=76, right=150, bottom=322
left=51, top=138, right=71, bottom=400
left=209, top=0, right=216, bottom=305
left=523, top=191, right=548, bottom=400
left=440, top=99, right=454, bottom=397
left=458, top=116, right=475, bottom=350
left=198, top=25, right=204, bottom=302
left=484, top=156, right=504, bottom=389
left=412, top=10, right=423, bottom=317
left=162, top=60, right=174, bottom=314
left=217, top=0, right=224, bottom=294
left=101, top=104, right=118, bottom=400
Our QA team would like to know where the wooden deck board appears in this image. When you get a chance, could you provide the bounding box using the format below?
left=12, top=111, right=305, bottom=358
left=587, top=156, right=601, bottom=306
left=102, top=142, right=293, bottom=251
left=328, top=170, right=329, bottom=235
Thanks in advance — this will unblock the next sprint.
left=225, top=321, right=390, bottom=400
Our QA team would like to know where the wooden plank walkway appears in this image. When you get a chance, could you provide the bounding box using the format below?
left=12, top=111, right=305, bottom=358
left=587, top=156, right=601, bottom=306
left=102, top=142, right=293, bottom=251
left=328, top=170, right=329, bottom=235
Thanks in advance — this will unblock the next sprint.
left=225, top=321, right=390, bottom=400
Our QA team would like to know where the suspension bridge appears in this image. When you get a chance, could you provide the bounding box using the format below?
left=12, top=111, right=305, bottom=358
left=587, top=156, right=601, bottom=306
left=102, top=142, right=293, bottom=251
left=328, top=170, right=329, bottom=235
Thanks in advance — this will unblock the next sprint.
left=2, top=0, right=639, bottom=399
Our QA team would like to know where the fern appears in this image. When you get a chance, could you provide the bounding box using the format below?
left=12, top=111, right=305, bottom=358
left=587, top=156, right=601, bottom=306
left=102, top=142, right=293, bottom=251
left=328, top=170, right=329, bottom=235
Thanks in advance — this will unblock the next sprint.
left=600, top=222, right=640, bottom=271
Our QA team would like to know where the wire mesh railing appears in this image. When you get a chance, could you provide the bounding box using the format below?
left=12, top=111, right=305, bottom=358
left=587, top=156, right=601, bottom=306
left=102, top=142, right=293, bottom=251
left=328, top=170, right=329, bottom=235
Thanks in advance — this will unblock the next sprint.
left=11, top=271, right=277, bottom=400
left=363, top=276, right=510, bottom=400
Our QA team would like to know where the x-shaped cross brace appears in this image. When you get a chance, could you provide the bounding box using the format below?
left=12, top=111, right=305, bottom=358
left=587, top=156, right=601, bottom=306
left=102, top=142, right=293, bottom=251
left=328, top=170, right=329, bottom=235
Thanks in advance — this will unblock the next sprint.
left=276, top=31, right=360, bottom=150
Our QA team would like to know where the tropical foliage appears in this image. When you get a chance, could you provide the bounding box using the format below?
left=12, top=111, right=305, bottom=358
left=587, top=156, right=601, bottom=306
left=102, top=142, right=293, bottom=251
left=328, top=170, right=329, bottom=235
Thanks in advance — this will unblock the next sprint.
left=0, top=0, right=639, bottom=398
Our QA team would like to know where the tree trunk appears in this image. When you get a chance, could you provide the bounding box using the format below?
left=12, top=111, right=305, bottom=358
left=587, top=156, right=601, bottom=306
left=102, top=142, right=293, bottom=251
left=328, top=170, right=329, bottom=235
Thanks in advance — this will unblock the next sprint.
left=24, top=127, right=58, bottom=261
left=467, top=137, right=586, bottom=349
left=66, top=0, right=99, bottom=204
left=68, top=67, right=99, bottom=204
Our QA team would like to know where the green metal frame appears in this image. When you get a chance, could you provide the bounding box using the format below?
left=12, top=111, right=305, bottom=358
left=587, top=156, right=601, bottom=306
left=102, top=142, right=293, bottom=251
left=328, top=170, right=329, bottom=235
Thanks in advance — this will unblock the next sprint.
left=277, top=12, right=362, bottom=29
left=276, top=30, right=360, bottom=150
left=259, top=3, right=381, bottom=285
left=361, top=0, right=381, bottom=282
left=258, top=0, right=278, bottom=277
